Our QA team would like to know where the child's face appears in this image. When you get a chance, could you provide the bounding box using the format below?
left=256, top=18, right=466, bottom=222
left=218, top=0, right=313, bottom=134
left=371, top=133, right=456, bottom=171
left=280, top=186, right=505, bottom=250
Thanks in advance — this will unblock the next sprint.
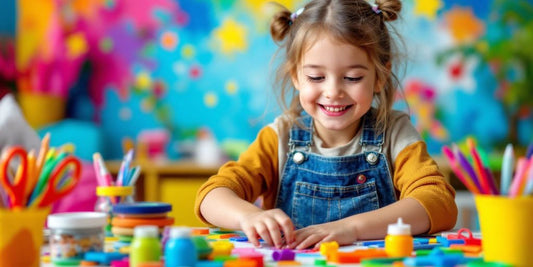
left=292, top=34, right=380, bottom=145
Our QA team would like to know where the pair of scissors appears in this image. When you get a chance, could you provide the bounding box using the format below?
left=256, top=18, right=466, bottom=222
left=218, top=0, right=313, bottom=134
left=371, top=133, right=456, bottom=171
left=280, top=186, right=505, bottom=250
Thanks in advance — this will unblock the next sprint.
left=0, top=146, right=31, bottom=208
left=32, top=155, right=81, bottom=208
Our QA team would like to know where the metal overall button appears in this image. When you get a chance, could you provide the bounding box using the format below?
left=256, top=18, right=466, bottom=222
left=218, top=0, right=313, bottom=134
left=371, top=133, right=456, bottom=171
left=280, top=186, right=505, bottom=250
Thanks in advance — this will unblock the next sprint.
left=366, top=152, right=378, bottom=165
left=293, top=152, right=305, bottom=164
left=356, top=174, right=367, bottom=184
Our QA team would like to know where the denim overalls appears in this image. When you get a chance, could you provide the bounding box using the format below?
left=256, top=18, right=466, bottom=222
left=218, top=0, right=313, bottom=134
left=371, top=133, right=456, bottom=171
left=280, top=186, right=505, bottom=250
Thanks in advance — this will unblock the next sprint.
left=275, top=110, right=397, bottom=229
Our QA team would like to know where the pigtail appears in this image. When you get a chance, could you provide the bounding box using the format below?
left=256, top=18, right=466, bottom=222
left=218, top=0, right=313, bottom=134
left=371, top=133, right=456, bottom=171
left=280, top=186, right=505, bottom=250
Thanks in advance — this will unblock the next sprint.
left=374, top=0, right=402, bottom=22
left=269, top=3, right=292, bottom=43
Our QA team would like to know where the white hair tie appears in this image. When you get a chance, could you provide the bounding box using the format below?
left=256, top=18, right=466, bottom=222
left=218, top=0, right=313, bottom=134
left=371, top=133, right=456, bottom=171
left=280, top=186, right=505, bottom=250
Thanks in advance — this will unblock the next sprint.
left=371, top=3, right=381, bottom=14
left=290, top=7, right=305, bottom=22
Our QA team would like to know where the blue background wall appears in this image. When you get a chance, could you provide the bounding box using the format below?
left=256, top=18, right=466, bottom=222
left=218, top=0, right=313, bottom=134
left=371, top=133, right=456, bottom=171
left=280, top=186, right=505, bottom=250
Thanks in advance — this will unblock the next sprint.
left=3, top=0, right=532, bottom=160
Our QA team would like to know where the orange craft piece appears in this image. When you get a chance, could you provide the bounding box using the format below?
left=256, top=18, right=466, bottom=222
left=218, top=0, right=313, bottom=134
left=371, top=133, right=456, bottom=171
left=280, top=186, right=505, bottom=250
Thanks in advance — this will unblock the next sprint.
left=331, top=248, right=388, bottom=263
left=111, top=217, right=174, bottom=228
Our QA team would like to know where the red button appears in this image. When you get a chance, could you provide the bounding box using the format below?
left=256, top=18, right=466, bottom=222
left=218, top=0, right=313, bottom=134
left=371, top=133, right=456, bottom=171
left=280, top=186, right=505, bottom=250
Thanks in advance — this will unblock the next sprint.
left=357, top=174, right=366, bottom=184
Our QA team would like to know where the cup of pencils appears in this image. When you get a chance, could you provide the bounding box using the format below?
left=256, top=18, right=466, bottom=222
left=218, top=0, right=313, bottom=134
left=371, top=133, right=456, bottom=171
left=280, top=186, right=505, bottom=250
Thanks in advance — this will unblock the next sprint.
left=0, top=133, right=82, bottom=267
left=93, top=150, right=140, bottom=235
left=443, top=139, right=533, bottom=267
left=475, top=195, right=533, bottom=267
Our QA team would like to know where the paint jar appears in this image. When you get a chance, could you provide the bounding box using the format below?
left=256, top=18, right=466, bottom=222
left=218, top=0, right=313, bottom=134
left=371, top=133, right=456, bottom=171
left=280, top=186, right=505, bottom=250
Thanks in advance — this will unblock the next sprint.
left=164, top=227, right=198, bottom=267
left=47, top=212, right=107, bottom=260
left=130, top=225, right=162, bottom=267
left=385, top=217, right=413, bottom=257
left=95, top=186, right=134, bottom=234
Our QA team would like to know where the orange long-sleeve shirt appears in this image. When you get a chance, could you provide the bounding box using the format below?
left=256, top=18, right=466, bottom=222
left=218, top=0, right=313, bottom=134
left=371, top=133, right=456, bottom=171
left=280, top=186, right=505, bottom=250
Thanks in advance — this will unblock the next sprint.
left=195, top=111, right=457, bottom=233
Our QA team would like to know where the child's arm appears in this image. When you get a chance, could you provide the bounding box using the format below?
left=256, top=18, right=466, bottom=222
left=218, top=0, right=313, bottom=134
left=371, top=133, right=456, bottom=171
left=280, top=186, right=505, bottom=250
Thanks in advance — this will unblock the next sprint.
left=290, top=197, right=428, bottom=249
left=290, top=141, right=456, bottom=249
left=200, top=187, right=295, bottom=248
left=195, top=126, right=293, bottom=247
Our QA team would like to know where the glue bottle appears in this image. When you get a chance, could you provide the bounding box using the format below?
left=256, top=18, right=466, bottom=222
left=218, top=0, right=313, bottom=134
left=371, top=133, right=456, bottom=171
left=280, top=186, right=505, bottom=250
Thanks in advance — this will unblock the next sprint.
left=385, top=217, right=413, bottom=257
left=130, top=226, right=162, bottom=267
left=164, top=227, right=198, bottom=267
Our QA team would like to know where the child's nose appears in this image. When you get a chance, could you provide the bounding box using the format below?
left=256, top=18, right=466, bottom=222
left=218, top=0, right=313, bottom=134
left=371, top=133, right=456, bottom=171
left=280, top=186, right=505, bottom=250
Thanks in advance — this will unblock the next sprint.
left=323, top=80, right=345, bottom=99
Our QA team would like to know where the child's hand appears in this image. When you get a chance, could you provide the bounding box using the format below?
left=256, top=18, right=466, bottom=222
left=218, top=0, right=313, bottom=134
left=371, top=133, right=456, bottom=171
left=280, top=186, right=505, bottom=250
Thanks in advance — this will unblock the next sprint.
left=289, top=220, right=358, bottom=250
left=239, top=208, right=295, bottom=248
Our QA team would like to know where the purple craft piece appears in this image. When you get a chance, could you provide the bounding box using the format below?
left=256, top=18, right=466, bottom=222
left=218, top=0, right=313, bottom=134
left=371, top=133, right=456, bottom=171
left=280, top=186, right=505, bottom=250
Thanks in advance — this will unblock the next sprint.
left=272, top=249, right=295, bottom=261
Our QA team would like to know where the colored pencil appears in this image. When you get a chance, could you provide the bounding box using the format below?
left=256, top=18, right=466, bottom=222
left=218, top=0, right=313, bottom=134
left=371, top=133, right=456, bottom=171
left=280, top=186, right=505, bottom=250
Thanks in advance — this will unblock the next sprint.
left=453, top=144, right=483, bottom=193
left=508, top=158, right=529, bottom=198
left=500, top=144, right=514, bottom=195
left=442, top=146, right=480, bottom=194
left=467, top=138, right=492, bottom=194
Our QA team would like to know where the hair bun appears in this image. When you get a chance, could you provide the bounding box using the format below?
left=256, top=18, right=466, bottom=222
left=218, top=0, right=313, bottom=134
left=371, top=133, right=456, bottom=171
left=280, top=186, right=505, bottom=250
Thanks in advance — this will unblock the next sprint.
left=375, top=0, right=402, bottom=22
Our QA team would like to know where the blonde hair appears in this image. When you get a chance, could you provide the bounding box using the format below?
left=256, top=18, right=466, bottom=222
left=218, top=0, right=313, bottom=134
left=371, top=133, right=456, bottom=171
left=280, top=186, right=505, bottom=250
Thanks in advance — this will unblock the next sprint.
left=270, top=0, right=403, bottom=134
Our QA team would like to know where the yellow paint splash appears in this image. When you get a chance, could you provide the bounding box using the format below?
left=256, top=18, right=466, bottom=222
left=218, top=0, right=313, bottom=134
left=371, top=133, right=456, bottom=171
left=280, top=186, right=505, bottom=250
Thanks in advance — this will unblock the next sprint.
left=413, top=0, right=442, bottom=20
left=213, top=19, right=248, bottom=55
left=204, top=92, right=218, bottom=108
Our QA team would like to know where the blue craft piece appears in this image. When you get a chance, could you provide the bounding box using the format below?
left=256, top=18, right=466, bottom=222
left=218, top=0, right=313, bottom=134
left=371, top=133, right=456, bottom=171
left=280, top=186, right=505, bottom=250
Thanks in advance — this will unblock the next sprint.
left=403, top=247, right=469, bottom=267
left=414, top=238, right=430, bottom=244
left=112, top=202, right=172, bottom=214
left=360, top=240, right=385, bottom=247
left=413, top=243, right=442, bottom=250
left=229, top=236, right=248, bottom=242
left=113, top=240, right=130, bottom=250
left=436, top=236, right=466, bottom=247
left=84, top=251, right=127, bottom=264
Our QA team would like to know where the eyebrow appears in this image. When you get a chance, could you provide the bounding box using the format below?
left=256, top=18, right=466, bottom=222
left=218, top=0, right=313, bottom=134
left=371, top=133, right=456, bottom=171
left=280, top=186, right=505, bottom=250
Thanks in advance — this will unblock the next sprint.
left=302, top=64, right=369, bottom=70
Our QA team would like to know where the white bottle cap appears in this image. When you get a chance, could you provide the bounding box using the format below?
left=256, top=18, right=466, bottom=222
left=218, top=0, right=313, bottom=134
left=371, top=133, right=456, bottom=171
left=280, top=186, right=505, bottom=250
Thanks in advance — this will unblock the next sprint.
left=169, top=226, right=192, bottom=238
left=387, top=217, right=411, bottom=235
left=134, top=225, right=159, bottom=238
left=47, top=212, right=107, bottom=229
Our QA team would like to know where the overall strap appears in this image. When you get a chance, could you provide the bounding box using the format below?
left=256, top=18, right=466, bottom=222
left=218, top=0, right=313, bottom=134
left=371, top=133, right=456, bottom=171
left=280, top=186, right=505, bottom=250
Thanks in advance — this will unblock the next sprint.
left=359, top=109, right=384, bottom=151
left=288, top=114, right=313, bottom=150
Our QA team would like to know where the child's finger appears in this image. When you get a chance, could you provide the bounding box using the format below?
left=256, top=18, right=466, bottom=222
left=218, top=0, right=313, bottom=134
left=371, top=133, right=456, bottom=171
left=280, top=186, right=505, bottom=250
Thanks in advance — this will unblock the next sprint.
left=243, top=227, right=260, bottom=247
left=277, top=215, right=295, bottom=244
left=264, top=219, right=283, bottom=248
left=296, top=234, right=320, bottom=250
left=256, top=223, right=274, bottom=246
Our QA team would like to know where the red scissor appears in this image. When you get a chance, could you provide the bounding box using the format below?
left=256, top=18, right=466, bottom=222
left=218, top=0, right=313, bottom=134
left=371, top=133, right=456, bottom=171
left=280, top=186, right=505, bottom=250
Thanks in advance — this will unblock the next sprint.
left=0, top=146, right=82, bottom=209
left=0, top=146, right=31, bottom=208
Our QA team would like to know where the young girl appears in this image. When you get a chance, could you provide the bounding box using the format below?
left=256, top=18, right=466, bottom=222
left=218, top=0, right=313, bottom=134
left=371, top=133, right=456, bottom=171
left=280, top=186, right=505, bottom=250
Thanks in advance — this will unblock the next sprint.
left=195, top=0, right=457, bottom=250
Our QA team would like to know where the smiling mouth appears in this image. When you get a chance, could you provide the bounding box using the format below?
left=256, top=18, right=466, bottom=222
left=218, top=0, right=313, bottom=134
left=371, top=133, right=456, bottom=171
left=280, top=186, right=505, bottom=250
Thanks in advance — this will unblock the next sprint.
left=320, top=104, right=352, bottom=113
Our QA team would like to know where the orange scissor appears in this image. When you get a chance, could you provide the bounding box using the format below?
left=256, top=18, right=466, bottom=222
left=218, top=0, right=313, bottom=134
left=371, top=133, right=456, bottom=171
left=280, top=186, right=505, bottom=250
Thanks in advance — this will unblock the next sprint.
left=0, top=146, right=31, bottom=208
left=32, top=154, right=82, bottom=208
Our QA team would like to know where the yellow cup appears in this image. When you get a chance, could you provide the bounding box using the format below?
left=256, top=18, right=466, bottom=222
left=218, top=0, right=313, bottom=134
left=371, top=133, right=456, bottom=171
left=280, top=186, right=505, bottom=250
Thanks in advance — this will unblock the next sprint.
left=475, top=195, right=533, bottom=267
left=17, top=92, right=66, bottom=129
left=0, top=208, right=49, bottom=267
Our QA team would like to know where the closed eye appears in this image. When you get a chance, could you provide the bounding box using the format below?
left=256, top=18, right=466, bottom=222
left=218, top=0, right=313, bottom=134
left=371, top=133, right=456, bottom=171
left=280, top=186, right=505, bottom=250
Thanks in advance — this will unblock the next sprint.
left=306, top=76, right=324, bottom=82
left=345, top=76, right=363, bottom=82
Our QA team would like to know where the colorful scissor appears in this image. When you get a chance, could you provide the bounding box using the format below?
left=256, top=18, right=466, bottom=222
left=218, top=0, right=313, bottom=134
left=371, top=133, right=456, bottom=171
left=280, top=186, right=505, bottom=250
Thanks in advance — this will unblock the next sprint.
left=0, top=146, right=31, bottom=208
left=32, top=154, right=81, bottom=208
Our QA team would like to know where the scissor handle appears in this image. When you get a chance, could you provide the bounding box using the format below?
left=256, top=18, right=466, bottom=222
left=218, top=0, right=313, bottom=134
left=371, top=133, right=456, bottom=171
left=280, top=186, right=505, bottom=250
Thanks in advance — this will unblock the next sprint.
left=0, top=146, right=28, bottom=207
left=37, top=155, right=82, bottom=208
left=456, top=228, right=474, bottom=239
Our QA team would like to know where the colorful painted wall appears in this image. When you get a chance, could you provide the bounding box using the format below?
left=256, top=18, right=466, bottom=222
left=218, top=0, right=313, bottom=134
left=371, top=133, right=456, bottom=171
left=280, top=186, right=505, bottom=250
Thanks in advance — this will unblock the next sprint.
left=4, top=0, right=533, bottom=160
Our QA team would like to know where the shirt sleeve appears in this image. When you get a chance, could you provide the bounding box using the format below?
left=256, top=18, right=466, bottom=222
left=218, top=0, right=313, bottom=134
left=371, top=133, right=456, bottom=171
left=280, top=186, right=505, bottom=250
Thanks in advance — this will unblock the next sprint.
left=393, top=141, right=458, bottom=234
left=194, top=126, right=279, bottom=224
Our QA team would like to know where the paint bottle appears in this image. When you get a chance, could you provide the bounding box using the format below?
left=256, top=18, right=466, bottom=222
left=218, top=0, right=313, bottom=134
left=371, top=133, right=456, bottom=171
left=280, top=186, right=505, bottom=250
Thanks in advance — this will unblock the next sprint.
left=164, top=227, right=198, bottom=267
left=385, top=217, right=413, bottom=257
left=130, top=226, right=162, bottom=267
